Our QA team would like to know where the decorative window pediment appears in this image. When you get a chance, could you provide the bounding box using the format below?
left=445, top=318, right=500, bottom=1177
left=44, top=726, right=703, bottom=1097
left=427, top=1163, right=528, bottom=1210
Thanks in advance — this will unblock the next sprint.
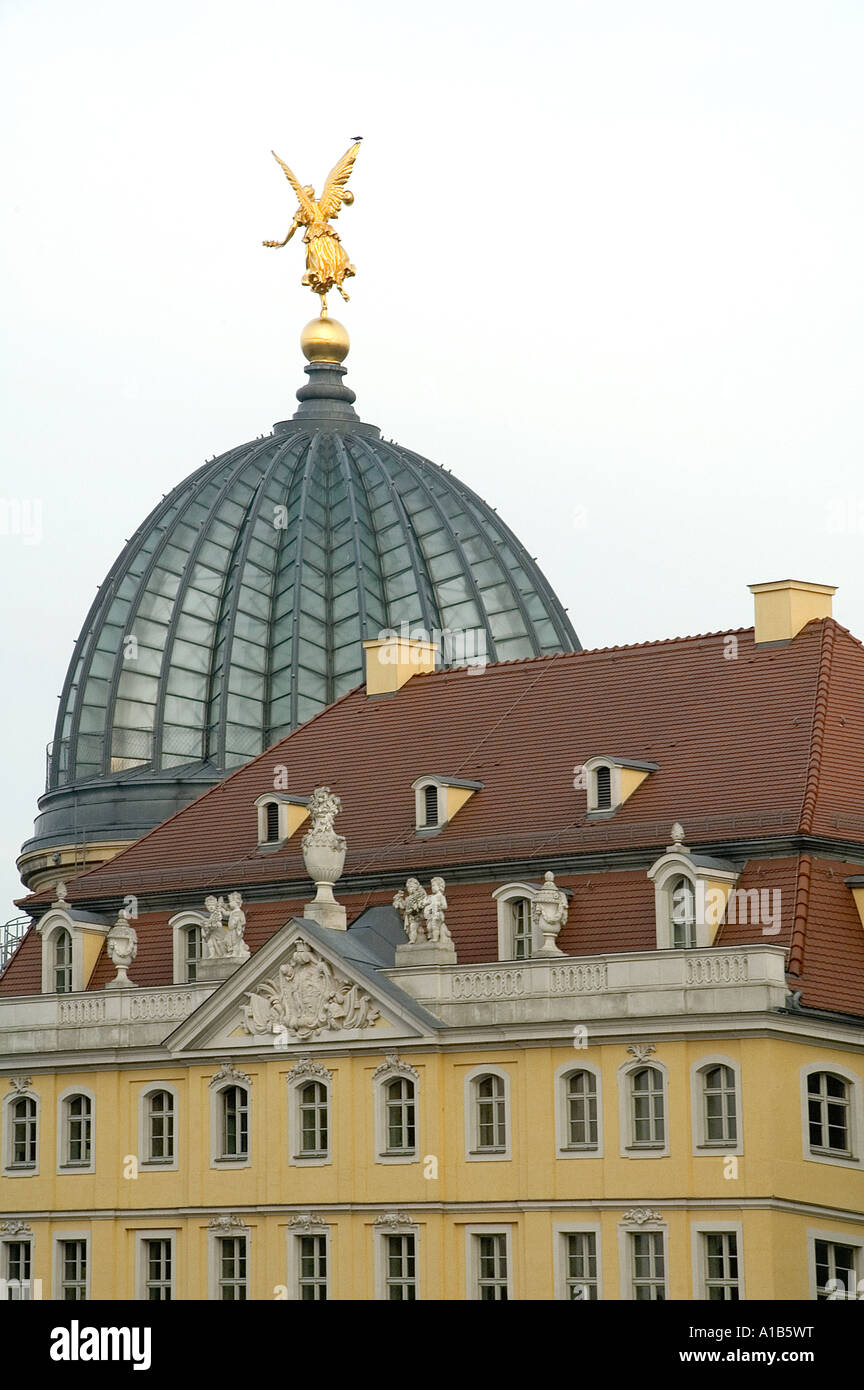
left=411, top=776, right=483, bottom=836
left=647, top=824, right=739, bottom=949
left=36, top=901, right=109, bottom=995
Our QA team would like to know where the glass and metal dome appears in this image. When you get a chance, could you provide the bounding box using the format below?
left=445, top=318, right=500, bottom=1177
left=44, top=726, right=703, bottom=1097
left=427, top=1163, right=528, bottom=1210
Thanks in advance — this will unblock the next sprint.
left=21, top=326, right=579, bottom=883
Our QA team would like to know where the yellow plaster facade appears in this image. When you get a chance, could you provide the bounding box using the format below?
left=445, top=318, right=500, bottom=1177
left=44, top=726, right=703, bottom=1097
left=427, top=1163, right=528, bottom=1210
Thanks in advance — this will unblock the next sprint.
left=4, top=1032, right=863, bottom=1300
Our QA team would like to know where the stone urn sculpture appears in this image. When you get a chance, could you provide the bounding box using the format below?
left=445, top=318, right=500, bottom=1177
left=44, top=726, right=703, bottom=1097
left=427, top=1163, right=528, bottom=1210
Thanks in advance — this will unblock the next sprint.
left=105, top=910, right=139, bottom=989
left=302, top=786, right=347, bottom=930
left=531, top=871, right=568, bottom=957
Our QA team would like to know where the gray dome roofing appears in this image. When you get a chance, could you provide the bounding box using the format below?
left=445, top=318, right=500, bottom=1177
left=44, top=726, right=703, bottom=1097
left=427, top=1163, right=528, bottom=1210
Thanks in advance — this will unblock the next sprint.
left=31, top=351, right=579, bottom=855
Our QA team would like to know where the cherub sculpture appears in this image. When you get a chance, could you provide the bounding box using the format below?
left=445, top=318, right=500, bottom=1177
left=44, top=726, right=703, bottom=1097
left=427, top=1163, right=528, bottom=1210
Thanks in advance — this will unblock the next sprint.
left=393, top=877, right=427, bottom=944
left=263, top=142, right=361, bottom=314
left=423, top=877, right=452, bottom=946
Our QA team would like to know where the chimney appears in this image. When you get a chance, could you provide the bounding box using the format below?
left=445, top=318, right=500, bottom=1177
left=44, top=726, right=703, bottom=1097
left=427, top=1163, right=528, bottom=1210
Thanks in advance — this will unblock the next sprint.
left=749, top=580, right=836, bottom=646
left=362, top=636, right=438, bottom=695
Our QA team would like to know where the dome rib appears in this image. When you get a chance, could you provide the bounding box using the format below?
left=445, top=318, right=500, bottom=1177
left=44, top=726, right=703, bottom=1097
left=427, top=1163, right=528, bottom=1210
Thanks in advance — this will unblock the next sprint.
left=63, top=473, right=202, bottom=785
left=379, top=440, right=502, bottom=661
left=349, top=434, right=442, bottom=639
left=113, top=438, right=278, bottom=777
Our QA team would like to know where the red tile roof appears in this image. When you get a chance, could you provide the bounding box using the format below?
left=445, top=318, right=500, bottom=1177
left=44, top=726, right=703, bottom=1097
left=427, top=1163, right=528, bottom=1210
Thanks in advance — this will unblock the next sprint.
left=5, top=619, right=864, bottom=1017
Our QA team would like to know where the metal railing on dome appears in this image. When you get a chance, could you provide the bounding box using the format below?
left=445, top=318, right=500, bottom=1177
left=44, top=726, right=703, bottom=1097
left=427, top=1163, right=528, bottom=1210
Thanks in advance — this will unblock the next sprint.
left=0, top=917, right=30, bottom=974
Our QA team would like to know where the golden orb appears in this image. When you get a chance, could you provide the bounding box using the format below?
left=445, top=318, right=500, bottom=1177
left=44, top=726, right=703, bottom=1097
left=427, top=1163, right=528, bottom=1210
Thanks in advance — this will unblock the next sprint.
left=300, top=316, right=350, bottom=364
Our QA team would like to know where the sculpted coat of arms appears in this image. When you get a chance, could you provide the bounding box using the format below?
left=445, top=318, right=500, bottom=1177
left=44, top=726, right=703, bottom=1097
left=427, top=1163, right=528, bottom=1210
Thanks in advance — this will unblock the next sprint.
left=241, top=940, right=380, bottom=1042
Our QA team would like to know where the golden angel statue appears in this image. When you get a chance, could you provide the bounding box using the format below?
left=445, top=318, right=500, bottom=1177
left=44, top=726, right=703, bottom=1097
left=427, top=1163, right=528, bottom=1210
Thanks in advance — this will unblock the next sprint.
left=263, top=141, right=361, bottom=313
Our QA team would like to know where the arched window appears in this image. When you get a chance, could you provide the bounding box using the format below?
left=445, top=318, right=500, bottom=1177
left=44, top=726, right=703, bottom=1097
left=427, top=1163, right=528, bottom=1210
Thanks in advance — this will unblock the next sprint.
left=630, top=1067, right=665, bottom=1147
left=220, top=1085, right=249, bottom=1161
left=808, top=1072, right=851, bottom=1156
left=61, top=1093, right=93, bottom=1167
left=595, top=765, right=612, bottom=810
left=184, top=926, right=201, bottom=983
left=11, top=1096, right=37, bottom=1168
left=423, top=784, right=439, bottom=827
left=299, top=1081, right=328, bottom=1157
left=564, top=1070, right=598, bottom=1149
left=510, top=899, right=533, bottom=960
left=54, top=929, right=72, bottom=993
left=265, top=801, right=281, bottom=842
left=702, top=1064, right=737, bottom=1145
left=145, top=1090, right=175, bottom=1163
left=384, top=1077, right=416, bottom=1155
left=474, top=1074, right=507, bottom=1153
left=670, top=876, right=696, bottom=949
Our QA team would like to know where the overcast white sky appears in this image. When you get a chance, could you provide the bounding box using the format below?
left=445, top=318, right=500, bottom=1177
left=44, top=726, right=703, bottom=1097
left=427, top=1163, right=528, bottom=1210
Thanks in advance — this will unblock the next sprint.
left=1, top=0, right=863, bottom=917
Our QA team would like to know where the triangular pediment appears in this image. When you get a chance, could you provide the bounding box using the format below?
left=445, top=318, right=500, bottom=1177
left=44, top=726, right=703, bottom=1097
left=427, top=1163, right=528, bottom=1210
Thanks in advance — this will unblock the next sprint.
left=166, top=916, right=439, bottom=1053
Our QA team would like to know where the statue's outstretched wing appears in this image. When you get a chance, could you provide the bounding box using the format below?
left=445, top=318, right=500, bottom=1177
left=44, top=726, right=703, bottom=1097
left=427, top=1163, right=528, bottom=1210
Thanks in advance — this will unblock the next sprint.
left=271, top=151, right=315, bottom=219
left=318, top=142, right=361, bottom=220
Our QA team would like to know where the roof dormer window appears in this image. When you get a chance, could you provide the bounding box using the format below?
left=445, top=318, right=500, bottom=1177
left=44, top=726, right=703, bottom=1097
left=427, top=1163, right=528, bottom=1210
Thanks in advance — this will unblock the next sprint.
left=412, top=776, right=483, bottom=836
left=647, top=824, right=739, bottom=950
left=582, top=756, right=658, bottom=818
left=254, top=794, right=310, bottom=851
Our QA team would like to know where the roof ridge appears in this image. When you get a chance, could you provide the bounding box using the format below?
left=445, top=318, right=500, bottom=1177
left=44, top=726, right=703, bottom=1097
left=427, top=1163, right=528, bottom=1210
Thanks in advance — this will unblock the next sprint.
left=400, top=626, right=756, bottom=683
left=798, top=617, right=837, bottom=836
left=788, top=851, right=812, bottom=980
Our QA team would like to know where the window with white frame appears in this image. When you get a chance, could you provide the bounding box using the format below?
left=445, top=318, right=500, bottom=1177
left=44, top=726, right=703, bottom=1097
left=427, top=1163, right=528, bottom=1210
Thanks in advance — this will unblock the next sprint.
left=383, top=1077, right=416, bottom=1156
left=4, top=1093, right=38, bottom=1173
left=561, top=1069, right=599, bottom=1151
left=2, top=1238, right=33, bottom=1300
left=670, top=875, right=696, bottom=948
left=219, top=1085, right=249, bottom=1162
left=801, top=1065, right=861, bottom=1170
left=184, top=926, right=201, bottom=982
left=647, top=843, right=738, bottom=951
left=39, top=914, right=91, bottom=994
left=141, top=1088, right=176, bottom=1166
left=808, top=1072, right=851, bottom=1157
left=54, top=928, right=73, bottom=993
left=629, top=1067, right=665, bottom=1149
left=216, top=1235, right=247, bottom=1300
left=630, top=1231, right=666, bottom=1300
left=468, top=1071, right=509, bottom=1157
left=510, top=898, right=533, bottom=960
left=253, top=792, right=308, bottom=846
left=471, top=1231, right=510, bottom=1301
left=701, top=1231, right=740, bottom=1300
left=58, top=1239, right=88, bottom=1300
left=382, top=1233, right=417, bottom=1300
left=493, top=883, right=540, bottom=960
left=694, top=1061, right=740, bottom=1150
left=59, top=1092, right=93, bottom=1169
left=296, top=1233, right=328, bottom=1301
left=287, top=1066, right=331, bottom=1166
left=298, top=1081, right=329, bottom=1158
left=139, top=1235, right=174, bottom=1301
left=562, top=1231, right=599, bottom=1300
left=813, top=1237, right=861, bottom=1299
